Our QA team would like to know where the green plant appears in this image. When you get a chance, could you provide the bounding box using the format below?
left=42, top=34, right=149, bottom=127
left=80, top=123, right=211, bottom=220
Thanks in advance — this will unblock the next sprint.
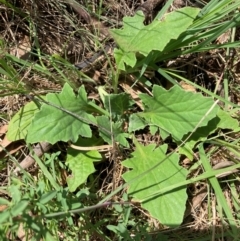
left=6, top=81, right=238, bottom=222
left=2, top=0, right=240, bottom=240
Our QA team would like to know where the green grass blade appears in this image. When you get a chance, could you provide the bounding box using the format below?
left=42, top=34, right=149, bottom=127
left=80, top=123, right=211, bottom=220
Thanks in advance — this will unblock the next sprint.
left=199, top=143, right=238, bottom=238
left=31, top=151, right=60, bottom=191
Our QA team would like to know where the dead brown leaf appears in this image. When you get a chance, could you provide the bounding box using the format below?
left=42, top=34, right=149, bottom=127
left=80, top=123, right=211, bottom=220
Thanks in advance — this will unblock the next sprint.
left=180, top=81, right=196, bottom=93
left=9, top=35, right=31, bottom=60
left=0, top=125, right=8, bottom=136
left=0, top=135, right=12, bottom=152
left=0, top=134, right=24, bottom=158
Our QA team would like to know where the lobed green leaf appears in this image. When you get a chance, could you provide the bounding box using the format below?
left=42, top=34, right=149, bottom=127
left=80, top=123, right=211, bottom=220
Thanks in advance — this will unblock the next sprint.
left=66, top=149, right=102, bottom=192
left=137, top=85, right=219, bottom=140
left=26, top=84, right=96, bottom=144
left=122, top=143, right=187, bottom=227
left=111, top=7, right=200, bottom=69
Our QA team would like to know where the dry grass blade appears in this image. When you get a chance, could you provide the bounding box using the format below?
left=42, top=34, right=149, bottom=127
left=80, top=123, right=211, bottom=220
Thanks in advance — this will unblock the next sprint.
left=213, top=161, right=240, bottom=178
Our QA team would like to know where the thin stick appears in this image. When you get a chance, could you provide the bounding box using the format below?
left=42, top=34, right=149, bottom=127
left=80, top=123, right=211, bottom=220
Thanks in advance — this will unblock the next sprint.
left=43, top=201, right=131, bottom=218
left=69, top=143, right=114, bottom=151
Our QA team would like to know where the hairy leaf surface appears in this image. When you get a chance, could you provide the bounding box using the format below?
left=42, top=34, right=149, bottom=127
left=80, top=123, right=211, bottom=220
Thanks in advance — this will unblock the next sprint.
left=104, top=93, right=133, bottom=117
left=122, top=143, right=187, bottom=227
left=111, top=7, right=200, bottom=69
left=27, top=84, right=96, bottom=144
left=179, top=109, right=239, bottom=159
left=96, top=116, right=129, bottom=147
left=7, top=101, right=39, bottom=141
left=66, top=149, right=102, bottom=192
left=138, top=85, right=219, bottom=140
